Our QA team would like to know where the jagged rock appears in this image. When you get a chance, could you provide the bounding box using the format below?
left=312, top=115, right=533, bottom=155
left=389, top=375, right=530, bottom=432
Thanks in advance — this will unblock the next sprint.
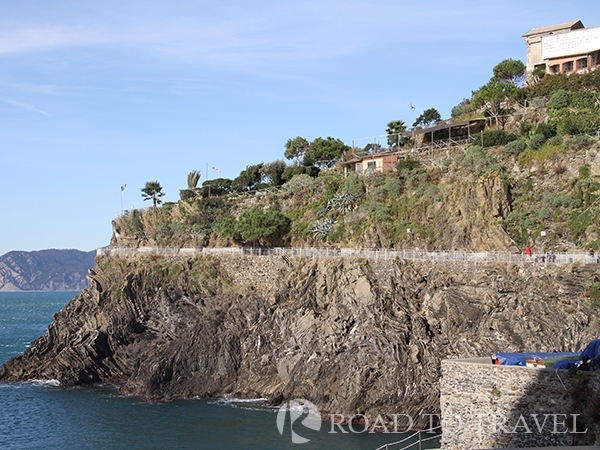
left=1, top=254, right=600, bottom=428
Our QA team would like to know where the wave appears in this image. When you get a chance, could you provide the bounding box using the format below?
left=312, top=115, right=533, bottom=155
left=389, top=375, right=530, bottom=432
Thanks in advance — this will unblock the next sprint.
left=208, top=394, right=272, bottom=412
left=28, top=379, right=60, bottom=387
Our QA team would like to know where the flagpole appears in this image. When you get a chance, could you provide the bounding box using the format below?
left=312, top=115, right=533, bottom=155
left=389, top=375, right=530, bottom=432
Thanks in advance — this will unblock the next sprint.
left=120, top=184, right=126, bottom=216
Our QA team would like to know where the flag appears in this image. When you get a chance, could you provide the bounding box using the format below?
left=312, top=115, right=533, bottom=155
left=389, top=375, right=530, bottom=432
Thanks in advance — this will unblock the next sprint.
left=410, top=103, right=415, bottom=110
left=212, top=166, right=221, bottom=172
left=121, top=184, right=127, bottom=191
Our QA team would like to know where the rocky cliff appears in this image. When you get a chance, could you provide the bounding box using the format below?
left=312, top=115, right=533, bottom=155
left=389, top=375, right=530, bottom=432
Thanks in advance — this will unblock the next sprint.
left=1, top=253, right=600, bottom=427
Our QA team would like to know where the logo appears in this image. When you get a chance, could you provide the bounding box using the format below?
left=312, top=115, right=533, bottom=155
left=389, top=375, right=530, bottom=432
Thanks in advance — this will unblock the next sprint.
left=276, top=399, right=322, bottom=444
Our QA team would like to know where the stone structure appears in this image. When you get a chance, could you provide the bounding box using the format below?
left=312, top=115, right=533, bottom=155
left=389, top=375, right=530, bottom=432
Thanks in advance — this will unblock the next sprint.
left=440, top=359, right=600, bottom=449
left=523, top=20, right=600, bottom=76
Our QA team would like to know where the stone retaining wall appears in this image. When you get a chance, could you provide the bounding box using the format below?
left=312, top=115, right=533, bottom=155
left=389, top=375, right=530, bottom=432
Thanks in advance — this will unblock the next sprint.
left=440, top=359, right=600, bottom=449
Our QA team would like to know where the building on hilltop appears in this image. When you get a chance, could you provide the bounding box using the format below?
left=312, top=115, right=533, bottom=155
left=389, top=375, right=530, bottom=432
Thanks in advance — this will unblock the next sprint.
left=523, top=20, right=600, bottom=76
left=341, top=119, right=485, bottom=176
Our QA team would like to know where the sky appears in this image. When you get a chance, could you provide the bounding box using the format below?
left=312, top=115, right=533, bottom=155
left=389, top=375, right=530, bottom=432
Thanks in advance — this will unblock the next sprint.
left=0, top=0, right=597, bottom=255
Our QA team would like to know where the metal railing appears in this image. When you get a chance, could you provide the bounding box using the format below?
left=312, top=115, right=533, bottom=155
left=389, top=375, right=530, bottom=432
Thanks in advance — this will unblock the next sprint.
left=97, top=246, right=597, bottom=266
left=372, top=426, right=441, bottom=450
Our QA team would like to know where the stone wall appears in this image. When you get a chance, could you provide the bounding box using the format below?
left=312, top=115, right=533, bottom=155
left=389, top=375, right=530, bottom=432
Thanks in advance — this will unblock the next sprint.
left=440, top=359, right=600, bottom=449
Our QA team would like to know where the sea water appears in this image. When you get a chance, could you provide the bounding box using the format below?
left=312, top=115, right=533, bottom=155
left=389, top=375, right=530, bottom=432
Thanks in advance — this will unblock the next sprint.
left=0, top=291, right=439, bottom=449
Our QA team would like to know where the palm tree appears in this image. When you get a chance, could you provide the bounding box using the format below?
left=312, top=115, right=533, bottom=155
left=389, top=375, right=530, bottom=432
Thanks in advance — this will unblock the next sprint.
left=187, top=170, right=201, bottom=189
left=141, top=181, right=165, bottom=207
left=386, top=120, right=407, bottom=147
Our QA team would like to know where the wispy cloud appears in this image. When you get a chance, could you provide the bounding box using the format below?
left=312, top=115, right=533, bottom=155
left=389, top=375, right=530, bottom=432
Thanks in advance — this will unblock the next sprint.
left=0, top=1, right=508, bottom=67
left=3, top=99, right=48, bottom=115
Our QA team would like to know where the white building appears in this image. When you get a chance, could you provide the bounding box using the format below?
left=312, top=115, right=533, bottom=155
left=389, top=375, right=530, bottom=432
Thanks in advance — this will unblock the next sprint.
left=523, top=20, right=600, bottom=75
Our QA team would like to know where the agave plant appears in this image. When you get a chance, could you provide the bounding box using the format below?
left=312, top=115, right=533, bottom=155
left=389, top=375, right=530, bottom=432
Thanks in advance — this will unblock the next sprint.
left=308, top=216, right=335, bottom=240
left=327, top=192, right=355, bottom=214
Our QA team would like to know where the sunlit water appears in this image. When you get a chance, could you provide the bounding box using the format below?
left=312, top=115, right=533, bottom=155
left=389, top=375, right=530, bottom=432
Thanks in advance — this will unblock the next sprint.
left=0, top=292, right=439, bottom=449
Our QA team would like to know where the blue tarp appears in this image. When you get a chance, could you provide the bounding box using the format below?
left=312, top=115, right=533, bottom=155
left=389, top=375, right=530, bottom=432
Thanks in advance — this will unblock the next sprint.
left=495, top=339, right=600, bottom=369
left=494, top=352, right=580, bottom=367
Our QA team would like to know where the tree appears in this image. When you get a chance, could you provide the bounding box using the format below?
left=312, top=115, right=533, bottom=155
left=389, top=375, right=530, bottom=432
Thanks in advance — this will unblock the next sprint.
left=236, top=205, right=291, bottom=246
left=385, top=120, right=407, bottom=147
left=451, top=98, right=473, bottom=118
left=141, top=181, right=165, bottom=207
left=493, top=59, right=526, bottom=86
left=281, top=165, right=320, bottom=183
left=261, top=160, right=287, bottom=186
left=201, top=178, right=233, bottom=197
left=232, top=164, right=264, bottom=192
left=180, top=170, right=202, bottom=201
left=187, top=170, right=201, bottom=189
left=304, top=137, right=349, bottom=167
left=284, top=137, right=310, bottom=167
left=363, top=143, right=382, bottom=154
left=472, top=79, right=523, bottom=130
left=412, top=108, right=441, bottom=128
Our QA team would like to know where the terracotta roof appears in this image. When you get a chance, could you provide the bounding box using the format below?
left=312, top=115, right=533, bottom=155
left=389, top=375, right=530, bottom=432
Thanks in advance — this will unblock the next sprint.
left=523, top=20, right=583, bottom=37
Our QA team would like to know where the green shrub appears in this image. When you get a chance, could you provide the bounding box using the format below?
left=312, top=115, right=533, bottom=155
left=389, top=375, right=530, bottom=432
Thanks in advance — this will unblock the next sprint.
left=415, top=183, right=442, bottom=201
left=477, top=130, right=519, bottom=148
left=236, top=205, right=291, bottom=246
left=213, top=216, right=237, bottom=238
left=504, top=139, right=527, bottom=155
left=570, top=210, right=593, bottom=242
left=571, top=135, right=593, bottom=151
left=155, top=223, right=173, bottom=243
left=552, top=110, right=600, bottom=136
left=535, top=122, right=557, bottom=138
left=520, top=121, right=533, bottom=136
left=570, top=91, right=600, bottom=109
left=455, top=146, right=503, bottom=177
left=579, top=165, right=592, bottom=178
left=450, top=98, right=473, bottom=118
left=549, top=89, right=569, bottom=109
left=281, top=165, right=320, bottom=183
left=343, top=173, right=365, bottom=201
left=528, top=133, right=547, bottom=150
left=547, top=135, right=563, bottom=147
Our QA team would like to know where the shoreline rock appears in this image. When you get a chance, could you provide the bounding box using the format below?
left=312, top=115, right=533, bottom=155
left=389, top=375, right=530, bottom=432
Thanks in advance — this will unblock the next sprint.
left=2, top=254, right=599, bottom=428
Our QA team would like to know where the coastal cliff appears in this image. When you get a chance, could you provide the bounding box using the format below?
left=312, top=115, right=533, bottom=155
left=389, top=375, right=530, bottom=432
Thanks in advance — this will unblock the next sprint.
left=1, top=253, right=600, bottom=426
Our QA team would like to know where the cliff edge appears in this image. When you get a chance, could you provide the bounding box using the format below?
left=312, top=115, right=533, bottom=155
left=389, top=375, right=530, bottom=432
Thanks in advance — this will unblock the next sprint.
left=1, top=253, right=599, bottom=426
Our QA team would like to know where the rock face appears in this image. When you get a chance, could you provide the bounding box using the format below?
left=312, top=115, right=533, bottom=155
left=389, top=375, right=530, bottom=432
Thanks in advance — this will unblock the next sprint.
left=1, top=254, right=600, bottom=427
left=0, top=249, right=95, bottom=291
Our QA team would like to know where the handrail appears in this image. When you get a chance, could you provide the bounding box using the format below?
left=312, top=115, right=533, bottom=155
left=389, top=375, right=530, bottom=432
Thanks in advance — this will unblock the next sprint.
left=97, top=246, right=597, bottom=266
left=372, top=426, right=441, bottom=450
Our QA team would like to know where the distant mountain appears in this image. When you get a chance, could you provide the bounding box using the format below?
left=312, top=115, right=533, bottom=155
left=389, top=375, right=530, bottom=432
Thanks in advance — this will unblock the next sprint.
left=0, top=249, right=95, bottom=292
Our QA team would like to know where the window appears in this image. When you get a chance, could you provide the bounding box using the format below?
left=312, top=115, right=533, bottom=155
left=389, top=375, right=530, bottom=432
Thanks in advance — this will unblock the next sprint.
left=365, top=160, right=376, bottom=175
left=563, top=61, right=573, bottom=73
left=550, top=64, right=560, bottom=74
left=577, top=58, right=588, bottom=70
left=592, top=52, right=599, bottom=67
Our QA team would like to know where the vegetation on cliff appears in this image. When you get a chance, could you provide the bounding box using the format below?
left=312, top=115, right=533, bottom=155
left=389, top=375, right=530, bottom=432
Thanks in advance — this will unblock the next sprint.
left=112, top=61, right=600, bottom=253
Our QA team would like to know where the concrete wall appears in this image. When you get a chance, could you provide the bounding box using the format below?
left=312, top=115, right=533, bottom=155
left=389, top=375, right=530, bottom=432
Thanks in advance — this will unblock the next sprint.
left=440, top=359, right=600, bottom=449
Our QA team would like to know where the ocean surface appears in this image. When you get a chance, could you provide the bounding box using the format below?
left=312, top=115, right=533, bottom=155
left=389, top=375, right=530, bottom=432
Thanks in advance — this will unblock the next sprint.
left=0, top=291, right=440, bottom=450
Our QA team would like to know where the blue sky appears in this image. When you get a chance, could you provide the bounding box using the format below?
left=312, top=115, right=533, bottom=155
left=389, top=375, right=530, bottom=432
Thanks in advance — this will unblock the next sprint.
left=0, top=0, right=597, bottom=254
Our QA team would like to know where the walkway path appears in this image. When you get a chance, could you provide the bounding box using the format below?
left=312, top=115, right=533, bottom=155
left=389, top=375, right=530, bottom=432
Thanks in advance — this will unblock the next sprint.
left=97, top=246, right=597, bottom=266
